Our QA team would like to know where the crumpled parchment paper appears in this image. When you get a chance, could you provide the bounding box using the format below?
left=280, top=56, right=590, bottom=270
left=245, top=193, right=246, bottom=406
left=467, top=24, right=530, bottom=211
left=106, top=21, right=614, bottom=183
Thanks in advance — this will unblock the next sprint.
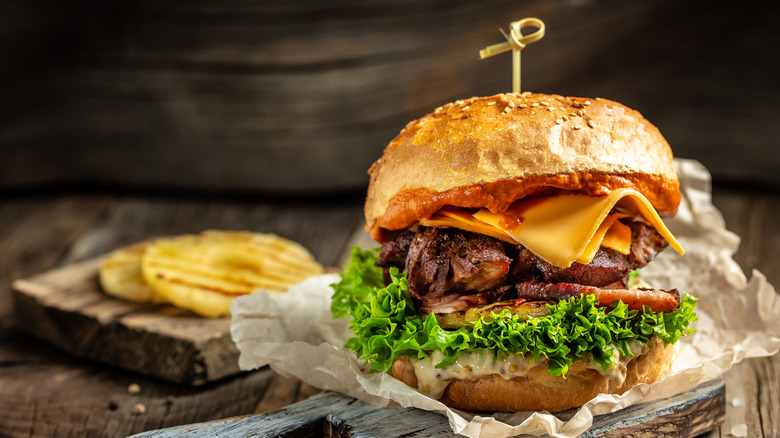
left=230, top=159, right=780, bottom=437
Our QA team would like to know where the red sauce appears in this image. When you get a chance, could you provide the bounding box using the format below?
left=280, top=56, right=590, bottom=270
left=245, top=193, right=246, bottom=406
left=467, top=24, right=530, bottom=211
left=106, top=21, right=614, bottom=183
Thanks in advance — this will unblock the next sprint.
left=498, top=213, right=523, bottom=230
left=370, top=172, right=680, bottom=242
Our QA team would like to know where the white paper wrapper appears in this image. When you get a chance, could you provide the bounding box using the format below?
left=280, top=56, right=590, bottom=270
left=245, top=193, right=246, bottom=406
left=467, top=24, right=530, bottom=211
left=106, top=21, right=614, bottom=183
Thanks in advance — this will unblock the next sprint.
left=231, top=159, right=780, bottom=437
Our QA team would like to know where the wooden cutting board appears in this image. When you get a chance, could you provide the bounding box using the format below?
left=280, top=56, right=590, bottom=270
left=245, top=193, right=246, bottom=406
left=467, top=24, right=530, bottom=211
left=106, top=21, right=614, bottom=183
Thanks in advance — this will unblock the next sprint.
left=129, top=377, right=726, bottom=437
left=12, top=257, right=240, bottom=385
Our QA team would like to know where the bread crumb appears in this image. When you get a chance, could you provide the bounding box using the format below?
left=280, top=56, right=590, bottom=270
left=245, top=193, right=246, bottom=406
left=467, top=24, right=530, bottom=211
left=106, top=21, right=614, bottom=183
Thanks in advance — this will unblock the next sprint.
left=730, top=424, right=747, bottom=437
left=132, top=403, right=146, bottom=415
left=730, top=397, right=743, bottom=407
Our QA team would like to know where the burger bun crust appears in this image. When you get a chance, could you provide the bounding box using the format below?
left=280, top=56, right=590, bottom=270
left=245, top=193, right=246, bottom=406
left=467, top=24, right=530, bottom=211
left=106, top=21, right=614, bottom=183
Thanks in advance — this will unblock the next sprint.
left=366, top=93, right=680, bottom=241
left=391, top=336, right=677, bottom=412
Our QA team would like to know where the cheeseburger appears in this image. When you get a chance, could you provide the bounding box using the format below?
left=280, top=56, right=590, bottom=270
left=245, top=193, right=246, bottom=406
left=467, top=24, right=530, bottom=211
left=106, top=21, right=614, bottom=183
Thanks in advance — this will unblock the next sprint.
left=331, top=92, right=697, bottom=412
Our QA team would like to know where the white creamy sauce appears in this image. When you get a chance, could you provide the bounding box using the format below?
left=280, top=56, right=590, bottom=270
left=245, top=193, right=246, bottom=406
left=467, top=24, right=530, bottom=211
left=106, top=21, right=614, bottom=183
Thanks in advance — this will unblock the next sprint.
left=410, top=351, right=545, bottom=398
left=410, top=340, right=651, bottom=399
left=579, top=340, right=650, bottom=388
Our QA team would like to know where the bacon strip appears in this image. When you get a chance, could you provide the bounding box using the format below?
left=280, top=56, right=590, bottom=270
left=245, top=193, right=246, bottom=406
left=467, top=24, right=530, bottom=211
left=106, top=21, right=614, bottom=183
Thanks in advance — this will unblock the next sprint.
left=516, top=281, right=681, bottom=313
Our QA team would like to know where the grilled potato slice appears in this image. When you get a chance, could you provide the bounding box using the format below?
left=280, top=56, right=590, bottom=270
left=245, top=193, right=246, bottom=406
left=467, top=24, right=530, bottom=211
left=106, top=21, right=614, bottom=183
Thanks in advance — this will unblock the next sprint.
left=141, top=230, right=324, bottom=317
left=99, top=242, right=165, bottom=303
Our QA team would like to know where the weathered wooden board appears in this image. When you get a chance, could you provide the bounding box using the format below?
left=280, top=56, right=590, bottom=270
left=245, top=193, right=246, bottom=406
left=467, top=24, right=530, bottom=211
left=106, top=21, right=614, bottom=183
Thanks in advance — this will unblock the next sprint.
left=129, top=377, right=725, bottom=437
left=12, top=257, right=240, bottom=385
left=0, top=195, right=365, bottom=438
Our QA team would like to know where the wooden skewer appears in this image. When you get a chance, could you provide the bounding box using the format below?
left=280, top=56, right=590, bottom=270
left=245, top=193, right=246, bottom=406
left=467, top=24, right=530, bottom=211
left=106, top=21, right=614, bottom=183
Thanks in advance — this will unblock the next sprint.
left=480, top=18, right=545, bottom=93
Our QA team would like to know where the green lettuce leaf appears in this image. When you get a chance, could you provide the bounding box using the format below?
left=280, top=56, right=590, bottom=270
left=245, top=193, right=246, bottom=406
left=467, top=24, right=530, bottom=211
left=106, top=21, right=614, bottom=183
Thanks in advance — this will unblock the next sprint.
left=331, top=246, right=697, bottom=376
left=331, top=246, right=385, bottom=319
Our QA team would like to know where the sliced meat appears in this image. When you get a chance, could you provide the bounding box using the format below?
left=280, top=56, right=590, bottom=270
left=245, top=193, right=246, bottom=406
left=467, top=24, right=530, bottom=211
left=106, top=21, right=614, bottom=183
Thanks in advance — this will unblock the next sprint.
left=535, top=249, right=631, bottom=287
left=626, top=219, right=669, bottom=268
left=591, top=287, right=681, bottom=312
left=404, top=227, right=450, bottom=299
left=420, top=291, right=489, bottom=315
left=403, top=227, right=511, bottom=300
left=515, top=281, right=681, bottom=313
left=376, top=220, right=672, bottom=313
left=377, top=229, right=415, bottom=268
left=511, top=246, right=631, bottom=287
left=420, top=285, right=514, bottom=314
left=450, top=236, right=511, bottom=292
left=511, top=247, right=540, bottom=280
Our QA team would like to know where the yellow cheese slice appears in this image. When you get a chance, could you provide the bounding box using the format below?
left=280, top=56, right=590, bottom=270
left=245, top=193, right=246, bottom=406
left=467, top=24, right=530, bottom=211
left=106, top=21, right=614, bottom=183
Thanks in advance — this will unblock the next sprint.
left=420, top=208, right=515, bottom=243
left=575, top=213, right=628, bottom=264
left=422, top=209, right=635, bottom=266
left=472, top=188, right=684, bottom=268
left=601, top=218, right=632, bottom=255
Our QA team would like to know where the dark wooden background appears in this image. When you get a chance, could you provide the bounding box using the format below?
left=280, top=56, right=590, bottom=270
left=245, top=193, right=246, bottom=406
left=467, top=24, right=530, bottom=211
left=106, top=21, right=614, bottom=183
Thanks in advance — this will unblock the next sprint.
left=1, top=0, right=779, bottom=195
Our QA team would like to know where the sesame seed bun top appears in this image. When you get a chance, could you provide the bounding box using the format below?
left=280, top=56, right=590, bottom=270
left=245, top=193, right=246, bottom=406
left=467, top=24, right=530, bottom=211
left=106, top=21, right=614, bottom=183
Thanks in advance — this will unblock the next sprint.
left=365, top=92, right=680, bottom=242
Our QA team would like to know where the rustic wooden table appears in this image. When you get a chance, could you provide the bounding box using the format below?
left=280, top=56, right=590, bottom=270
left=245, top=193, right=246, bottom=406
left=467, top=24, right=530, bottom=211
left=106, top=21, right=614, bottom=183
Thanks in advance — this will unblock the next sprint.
left=0, top=187, right=777, bottom=437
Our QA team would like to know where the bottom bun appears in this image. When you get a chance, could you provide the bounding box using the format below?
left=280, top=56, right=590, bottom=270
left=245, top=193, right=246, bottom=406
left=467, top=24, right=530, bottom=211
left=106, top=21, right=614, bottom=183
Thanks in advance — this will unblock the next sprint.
left=391, top=337, right=677, bottom=412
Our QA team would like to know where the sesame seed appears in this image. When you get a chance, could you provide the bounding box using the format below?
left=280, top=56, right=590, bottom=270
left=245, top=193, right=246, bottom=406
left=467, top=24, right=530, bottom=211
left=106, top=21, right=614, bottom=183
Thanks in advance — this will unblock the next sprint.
left=531, top=102, right=539, bottom=107
left=456, top=100, right=464, bottom=106
left=562, top=115, right=569, bottom=121
left=487, top=101, right=496, bottom=106
left=503, top=106, right=511, bottom=113
left=584, top=100, right=592, bottom=106
left=555, top=119, right=563, bottom=124
left=547, top=106, right=554, bottom=111
left=540, top=101, right=550, bottom=106
left=577, top=109, right=585, bottom=116
left=569, top=113, right=577, bottom=118
left=573, top=125, right=582, bottom=130
left=508, top=101, right=516, bottom=108
left=518, top=103, right=527, bottom=108
left=587, top=120, right=595, bottom=128
left=462, top=106, right=469, bottom=111
left=128, top=384, right=141, bottom=394
left=132, top=403, right=146, bottom=415
left=571, top=101, right=582, bottom=108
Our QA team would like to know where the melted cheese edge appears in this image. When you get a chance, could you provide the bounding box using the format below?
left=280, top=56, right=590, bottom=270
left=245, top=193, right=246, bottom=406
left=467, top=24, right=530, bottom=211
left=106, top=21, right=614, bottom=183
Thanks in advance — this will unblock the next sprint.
left=420, top=188, right=683, bottom=268
left=410, top=341, right=651, bottom=399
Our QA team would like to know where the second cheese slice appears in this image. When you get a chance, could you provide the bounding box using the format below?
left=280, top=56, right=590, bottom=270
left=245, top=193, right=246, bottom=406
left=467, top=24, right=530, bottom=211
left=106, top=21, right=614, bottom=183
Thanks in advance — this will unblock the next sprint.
left=473, top=188, right=684, bottom=268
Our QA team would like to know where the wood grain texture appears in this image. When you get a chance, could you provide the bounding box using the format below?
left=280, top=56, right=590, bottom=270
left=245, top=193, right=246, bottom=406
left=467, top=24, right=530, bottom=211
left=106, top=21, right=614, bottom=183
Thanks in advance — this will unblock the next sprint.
left=128, top=378, right=725, bottom=437
left=13, top=258, right=241, bottom=385
left=129, top=391, right=469, bottom=438
left=2, top=1, right=778, bottom=193
left=0, top=330, right=283, bottom=438
left=0, top=196, right=110, bottom=325
left=705, top=189, right=780, bottom=438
